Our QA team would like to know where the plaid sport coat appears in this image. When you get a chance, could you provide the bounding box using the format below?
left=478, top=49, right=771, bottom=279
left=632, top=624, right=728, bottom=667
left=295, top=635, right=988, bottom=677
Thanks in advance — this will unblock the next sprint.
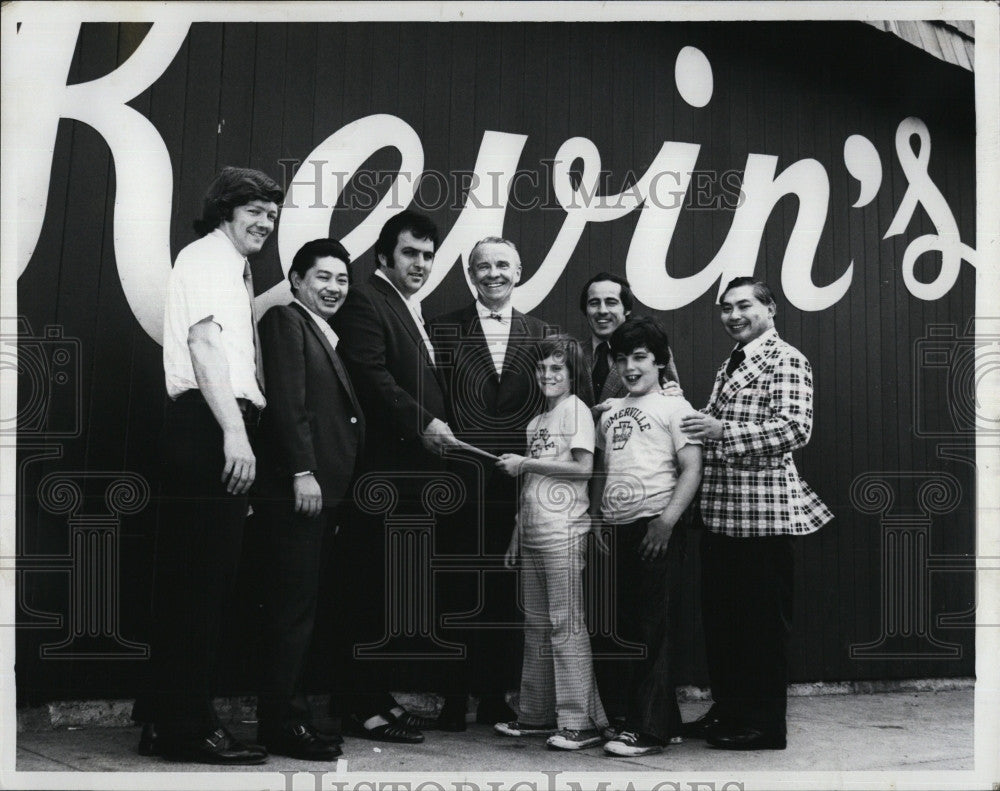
left=699, top=331, right=832, bottom=537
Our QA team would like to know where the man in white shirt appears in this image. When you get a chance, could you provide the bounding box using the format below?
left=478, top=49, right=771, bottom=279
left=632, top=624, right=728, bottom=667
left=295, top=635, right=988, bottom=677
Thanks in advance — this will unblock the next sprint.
left=139, top=166, right=282, bottom=765
left=428, top=237, right=547, bottom=729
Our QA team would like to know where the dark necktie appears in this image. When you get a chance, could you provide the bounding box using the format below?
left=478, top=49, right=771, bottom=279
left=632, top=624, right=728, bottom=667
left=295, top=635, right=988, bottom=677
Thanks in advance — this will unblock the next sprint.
left=726, top=347, right=746, bottom=377
left=592, top=341, right=610, bottom=398
left=243, top=260, right=265, bottom=392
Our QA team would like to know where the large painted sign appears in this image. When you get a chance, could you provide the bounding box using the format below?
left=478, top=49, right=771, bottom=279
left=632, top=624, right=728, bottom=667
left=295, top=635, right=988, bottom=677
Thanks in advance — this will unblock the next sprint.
left=8, top=22, right=977, bottom=343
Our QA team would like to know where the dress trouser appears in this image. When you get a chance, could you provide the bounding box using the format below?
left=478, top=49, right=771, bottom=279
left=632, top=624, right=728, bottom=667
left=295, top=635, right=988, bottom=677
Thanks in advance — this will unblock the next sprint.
left=256, top=501, right=333, bottom=732
left=517, top=535, right=607, bottom=730
left=612, top=519, right=686, bottom=743
left=144, top=392, right=254, bottom=737
left=700, top=530, right=793, bottom=735
left=435, top=464, right=523, bottom=701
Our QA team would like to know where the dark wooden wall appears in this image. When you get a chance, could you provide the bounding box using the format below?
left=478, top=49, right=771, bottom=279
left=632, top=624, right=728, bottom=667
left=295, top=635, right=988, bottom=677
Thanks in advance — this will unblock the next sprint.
left=15, top=21, right=976, bottom=704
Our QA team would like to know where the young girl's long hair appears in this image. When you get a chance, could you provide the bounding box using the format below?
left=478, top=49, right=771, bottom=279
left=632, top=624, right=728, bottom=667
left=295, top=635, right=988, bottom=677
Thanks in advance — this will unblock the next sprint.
left=536, top=333, right=594, bottom=409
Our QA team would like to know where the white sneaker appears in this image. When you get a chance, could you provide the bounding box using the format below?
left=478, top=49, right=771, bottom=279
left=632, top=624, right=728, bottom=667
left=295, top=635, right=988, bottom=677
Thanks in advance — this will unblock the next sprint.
left=546, top=728, right=603, bottom=750
left=604, top=730, right=664, bottom=756
left=494, top=720, right=557, bottom=736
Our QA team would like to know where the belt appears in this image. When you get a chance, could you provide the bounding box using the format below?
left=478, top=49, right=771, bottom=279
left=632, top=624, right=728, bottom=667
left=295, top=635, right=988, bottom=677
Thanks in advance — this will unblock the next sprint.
left=236, top=398, right=263, bottom=427
left=174, top=390, right=262, bottom=427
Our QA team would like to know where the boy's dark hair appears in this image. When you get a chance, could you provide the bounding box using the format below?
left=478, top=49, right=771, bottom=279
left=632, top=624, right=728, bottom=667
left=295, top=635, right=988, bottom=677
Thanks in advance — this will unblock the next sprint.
left=374, top=210, right=439, bottom=267
left=192, top=166, right=284, bottom=236
left=578, top=271, right=635, bottom=314
left=537, top=333, right=594, bottom=408
left=288, top=238, right=352, bottom=289
left=608, top=316, right=672, bottom=383
left=720, top=276, right=776, bottom=308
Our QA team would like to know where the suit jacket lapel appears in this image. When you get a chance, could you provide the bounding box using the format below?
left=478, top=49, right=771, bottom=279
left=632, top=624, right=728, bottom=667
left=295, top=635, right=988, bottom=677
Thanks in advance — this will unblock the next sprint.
left=712, top=334, right=780, bottom=413
left=290, top=302, right=364, bottom=418
left=371, top=274, right=435, bottom=368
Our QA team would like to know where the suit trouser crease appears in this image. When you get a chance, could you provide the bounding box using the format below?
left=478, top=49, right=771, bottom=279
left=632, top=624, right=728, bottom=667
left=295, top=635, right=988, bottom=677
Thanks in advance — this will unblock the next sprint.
left=257, top=503, right=331, bottom=729
left=517, top=537, right=608, bottom=730
left=700, top=531, right=793, bottom=734
left=146, top=396, right=251, bottom=735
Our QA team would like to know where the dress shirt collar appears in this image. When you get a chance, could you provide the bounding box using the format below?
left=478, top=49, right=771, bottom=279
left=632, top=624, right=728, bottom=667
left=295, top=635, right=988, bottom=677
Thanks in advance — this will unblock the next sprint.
left=476, top=299, right=513, bottom=324
left=293, top=297, right=340, bottom=347
left=733, top=326, right=777, bottom=358
left=208, top=227, right=248, bottom=268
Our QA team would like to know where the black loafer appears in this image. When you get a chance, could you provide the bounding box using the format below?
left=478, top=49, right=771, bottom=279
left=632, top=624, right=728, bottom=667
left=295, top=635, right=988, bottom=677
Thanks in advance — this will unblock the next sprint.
left=262, top=724, right=342, bottom=760
left=391, top=710, right=437, bottom=730
left=707, top=726, right=786, bottom=751
left=137, top=722, right=159, bottom=756
left=161, top=727, right=269, bottom=765
left=346, top=714, right=424, bottom=744
left=680, top=708, right=728, bottom=740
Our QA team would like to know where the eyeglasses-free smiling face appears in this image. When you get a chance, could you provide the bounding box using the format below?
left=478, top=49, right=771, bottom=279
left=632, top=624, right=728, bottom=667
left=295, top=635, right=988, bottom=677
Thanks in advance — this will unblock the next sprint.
left=615, top=345, right=665, bottom=396
left=535, top=353, right=571, bottom=406
left=469, top=241, right=522, bottom=310
left=219, top=199, right=279, bottom=257
left=380, top=229, right=436, bottom=297
left=720, top=284, right=775, bottom=346
left=585, top=280, right=629, bottom=340
left=292, top=256, right=350, bottom=320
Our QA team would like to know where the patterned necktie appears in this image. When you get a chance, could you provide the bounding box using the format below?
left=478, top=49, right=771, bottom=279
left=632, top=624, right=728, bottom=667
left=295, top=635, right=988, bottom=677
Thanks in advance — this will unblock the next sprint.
left=243, top=259, right=265, bottom=392
left=726, top=347, right=746, bottom=377
left=592, top=341, right=610, bottom=398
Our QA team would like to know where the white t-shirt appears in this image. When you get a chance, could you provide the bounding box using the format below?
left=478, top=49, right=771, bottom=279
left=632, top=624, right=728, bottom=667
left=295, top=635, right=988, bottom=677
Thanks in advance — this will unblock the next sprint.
left=519, top=395, right=594, bottom=548
left=597, top=391, right=701, bottom=524
left=162, top=229, right=264, bottom=407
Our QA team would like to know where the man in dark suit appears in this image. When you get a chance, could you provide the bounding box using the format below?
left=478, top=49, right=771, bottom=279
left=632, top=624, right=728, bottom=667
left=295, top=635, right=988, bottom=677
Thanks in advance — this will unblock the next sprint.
left=330, top=210, right=461, bottom=743
left=254, top=238, right=364, bottom=760
left=681, top=277, right=833, bottom=750
left=580, top=272, right=679, bottom=404
left=428, top=237, right=547, bottom=728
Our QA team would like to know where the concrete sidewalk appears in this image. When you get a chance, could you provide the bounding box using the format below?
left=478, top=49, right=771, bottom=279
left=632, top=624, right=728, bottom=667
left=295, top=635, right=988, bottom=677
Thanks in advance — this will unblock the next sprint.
left=14, top=685, right=974, bottom=775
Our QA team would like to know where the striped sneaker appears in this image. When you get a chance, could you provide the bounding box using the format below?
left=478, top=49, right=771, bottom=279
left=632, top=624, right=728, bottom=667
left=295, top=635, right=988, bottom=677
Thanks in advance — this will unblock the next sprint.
left=546, top=728, right=603, bottom=750
left=494, top=720, right=557, bottom=736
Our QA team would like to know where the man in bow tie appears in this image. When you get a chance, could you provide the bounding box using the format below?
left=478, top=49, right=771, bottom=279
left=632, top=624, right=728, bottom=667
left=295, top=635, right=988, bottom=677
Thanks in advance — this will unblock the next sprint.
left=428, top=237, right=547, bottom=728
left=680, top=277, right=832, bottom=751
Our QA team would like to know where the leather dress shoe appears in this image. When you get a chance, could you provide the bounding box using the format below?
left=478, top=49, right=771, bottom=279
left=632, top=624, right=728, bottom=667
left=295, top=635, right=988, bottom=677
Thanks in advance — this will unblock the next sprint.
left=680, top=708, right=728, bottom=740
left=262, top=723, right=342, bottom=760
left=435, top=696, right=468, bottom=732
left=346, top=714, right=424, bottom=744
left=137, top=722, right=159, bottom=756
left=391, top=709, right=437, bottom=730
left=475, top=695, right=516, bottom=724
left=161, top=727, right=269, bottom=764
left=707, top=726, right=786, bottom=751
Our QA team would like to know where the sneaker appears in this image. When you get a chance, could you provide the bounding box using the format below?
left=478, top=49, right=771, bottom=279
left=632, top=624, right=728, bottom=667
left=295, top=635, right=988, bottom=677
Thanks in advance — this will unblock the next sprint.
left=604, top=730, right=664, bottom=756
left=546, top=728, right=603, bottom=750
left=494, top=720, right=558, bottom=736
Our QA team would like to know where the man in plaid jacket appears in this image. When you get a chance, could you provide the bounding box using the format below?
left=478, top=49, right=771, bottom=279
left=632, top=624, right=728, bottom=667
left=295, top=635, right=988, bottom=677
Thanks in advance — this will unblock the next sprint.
left=681, top=277, right=832, bottom=751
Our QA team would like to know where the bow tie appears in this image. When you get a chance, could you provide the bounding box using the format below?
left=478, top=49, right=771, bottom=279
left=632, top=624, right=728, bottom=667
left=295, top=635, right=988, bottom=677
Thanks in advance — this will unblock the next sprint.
left=487, top=312, right=505, bottom=322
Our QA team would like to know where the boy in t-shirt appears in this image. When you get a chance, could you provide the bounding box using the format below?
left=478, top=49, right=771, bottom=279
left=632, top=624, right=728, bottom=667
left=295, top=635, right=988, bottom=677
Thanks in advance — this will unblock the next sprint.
left=595, top=316, right=703, bottom=757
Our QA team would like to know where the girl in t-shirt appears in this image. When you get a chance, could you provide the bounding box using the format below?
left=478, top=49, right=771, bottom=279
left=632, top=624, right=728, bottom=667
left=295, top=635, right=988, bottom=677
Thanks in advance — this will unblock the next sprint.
left=493, top=334, right=609, bottom=751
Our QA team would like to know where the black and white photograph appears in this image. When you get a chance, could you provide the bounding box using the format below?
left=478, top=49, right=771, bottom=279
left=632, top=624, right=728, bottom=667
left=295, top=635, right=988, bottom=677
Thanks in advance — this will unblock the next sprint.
left=1, top=2, right=997, bottom=790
